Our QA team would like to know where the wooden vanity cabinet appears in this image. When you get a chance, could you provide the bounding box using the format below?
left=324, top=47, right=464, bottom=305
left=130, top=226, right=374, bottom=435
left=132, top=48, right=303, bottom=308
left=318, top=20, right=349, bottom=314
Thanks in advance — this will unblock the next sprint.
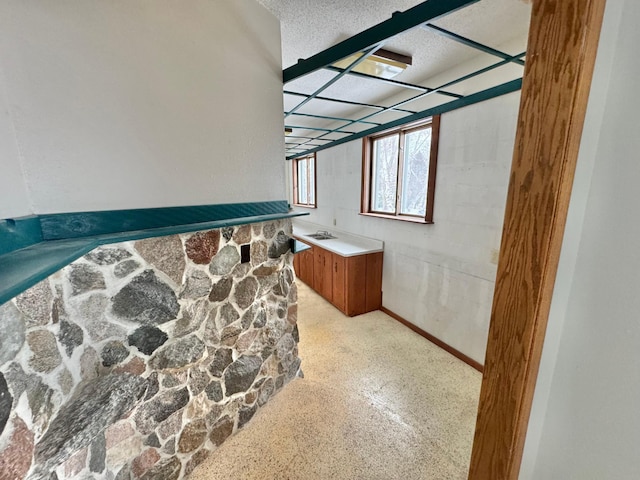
left=293, top=240, right=382, bottom=317
left=341, top=251, right=383, bottom=316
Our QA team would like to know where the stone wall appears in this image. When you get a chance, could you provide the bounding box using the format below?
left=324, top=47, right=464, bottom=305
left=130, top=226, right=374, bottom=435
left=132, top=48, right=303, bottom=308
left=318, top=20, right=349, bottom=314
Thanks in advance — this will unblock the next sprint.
left=0, top=219, right=300, bottom=479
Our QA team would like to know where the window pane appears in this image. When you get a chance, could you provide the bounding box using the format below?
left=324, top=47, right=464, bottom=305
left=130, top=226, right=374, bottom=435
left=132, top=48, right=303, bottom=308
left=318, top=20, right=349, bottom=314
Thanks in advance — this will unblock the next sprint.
left=400, top=127, right=431, bottom=216
left=308, top=157, right=315, bottom=204
left=371, top=134, right=399, bottom=213
left=298, top=158, right=307, bottom=204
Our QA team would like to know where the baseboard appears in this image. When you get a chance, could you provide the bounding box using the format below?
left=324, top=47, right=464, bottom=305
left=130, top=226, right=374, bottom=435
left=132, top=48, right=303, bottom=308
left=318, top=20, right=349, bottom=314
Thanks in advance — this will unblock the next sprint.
left=380, top=306, right=484, bottom=373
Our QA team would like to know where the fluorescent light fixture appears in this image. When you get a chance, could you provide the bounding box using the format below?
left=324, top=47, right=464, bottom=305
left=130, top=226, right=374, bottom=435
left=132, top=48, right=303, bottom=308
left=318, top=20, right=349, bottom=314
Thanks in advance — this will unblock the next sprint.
left=332, top=48, right=412, bottom=79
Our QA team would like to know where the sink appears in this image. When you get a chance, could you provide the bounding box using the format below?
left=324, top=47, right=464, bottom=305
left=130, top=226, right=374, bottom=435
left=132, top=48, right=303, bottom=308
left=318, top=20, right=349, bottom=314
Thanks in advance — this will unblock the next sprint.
left=306, top=231, right=337, bottom=240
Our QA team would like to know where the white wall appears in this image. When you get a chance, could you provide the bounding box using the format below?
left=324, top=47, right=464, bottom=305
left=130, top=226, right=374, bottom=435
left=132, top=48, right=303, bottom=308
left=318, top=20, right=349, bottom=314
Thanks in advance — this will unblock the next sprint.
left=521, top=0, right=640, bottom=478
left=0, top=0, right=284, bottom=216
left=291, top=92, right=520, bottom=363
left=0, top=72, right=31, bottom=218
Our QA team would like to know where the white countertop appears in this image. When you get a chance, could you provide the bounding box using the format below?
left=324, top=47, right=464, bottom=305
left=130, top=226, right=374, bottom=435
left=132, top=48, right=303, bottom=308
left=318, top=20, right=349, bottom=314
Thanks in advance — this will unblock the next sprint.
left=292, top=220, right=384, bottom=257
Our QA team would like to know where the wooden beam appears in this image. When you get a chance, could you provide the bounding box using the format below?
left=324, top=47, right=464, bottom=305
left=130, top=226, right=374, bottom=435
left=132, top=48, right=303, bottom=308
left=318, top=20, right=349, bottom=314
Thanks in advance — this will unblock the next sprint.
left=468, top=0, right=607, bottom=479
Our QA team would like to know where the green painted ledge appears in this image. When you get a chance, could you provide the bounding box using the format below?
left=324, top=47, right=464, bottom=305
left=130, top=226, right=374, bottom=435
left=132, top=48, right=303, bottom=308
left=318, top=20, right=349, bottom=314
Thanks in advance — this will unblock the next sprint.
left=0, top=201, right=308, bottom=306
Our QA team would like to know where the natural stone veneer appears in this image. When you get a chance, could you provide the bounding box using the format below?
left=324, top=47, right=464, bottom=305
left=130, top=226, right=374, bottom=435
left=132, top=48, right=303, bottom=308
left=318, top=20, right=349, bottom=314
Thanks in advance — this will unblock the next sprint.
left=0, top=219, right=300, bottom=479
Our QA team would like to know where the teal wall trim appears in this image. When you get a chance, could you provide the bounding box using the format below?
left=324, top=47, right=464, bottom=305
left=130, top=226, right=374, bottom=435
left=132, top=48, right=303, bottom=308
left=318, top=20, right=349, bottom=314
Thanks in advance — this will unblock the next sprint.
left=39, top=201, right=290, bottom=240
left=0, top=216, right=43, bottom=256
left=0, top=201, right=308, bottom=306
left=0, top=237, right=100, bottom=306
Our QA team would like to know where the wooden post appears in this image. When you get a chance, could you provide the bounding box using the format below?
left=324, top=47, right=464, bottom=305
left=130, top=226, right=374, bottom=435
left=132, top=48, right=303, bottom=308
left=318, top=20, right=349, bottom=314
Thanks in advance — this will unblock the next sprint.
left=468, top=0, right=607, bottom=478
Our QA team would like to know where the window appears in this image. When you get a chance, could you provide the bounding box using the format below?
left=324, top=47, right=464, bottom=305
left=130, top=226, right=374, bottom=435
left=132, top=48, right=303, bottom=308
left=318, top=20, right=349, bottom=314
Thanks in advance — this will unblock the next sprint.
left=292, top=153, right=316, bottom=207
left=362, top=116, right=440, bottom=223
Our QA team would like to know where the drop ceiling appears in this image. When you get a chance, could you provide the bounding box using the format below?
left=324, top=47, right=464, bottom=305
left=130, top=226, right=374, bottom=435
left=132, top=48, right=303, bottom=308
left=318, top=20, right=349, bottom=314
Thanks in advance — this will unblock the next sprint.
left=257, top=0, right=532, bottom=159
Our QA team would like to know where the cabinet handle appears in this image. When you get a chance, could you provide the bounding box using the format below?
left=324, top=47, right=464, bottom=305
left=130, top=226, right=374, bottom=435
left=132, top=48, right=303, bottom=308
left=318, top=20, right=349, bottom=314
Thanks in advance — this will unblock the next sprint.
left=334, top=262, right=337, bottom=273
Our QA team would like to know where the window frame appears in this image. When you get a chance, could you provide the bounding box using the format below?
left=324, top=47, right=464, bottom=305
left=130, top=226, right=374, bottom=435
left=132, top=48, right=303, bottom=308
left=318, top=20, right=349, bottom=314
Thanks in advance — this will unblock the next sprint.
left=361, top=115, right=440, bottom=224
left=292, top=153, right=317, bottom=208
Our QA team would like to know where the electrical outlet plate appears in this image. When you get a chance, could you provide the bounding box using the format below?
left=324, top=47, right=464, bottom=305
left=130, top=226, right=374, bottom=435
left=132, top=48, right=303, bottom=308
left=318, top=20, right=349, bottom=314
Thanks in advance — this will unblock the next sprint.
left=241, top=244, right=251, bottom=263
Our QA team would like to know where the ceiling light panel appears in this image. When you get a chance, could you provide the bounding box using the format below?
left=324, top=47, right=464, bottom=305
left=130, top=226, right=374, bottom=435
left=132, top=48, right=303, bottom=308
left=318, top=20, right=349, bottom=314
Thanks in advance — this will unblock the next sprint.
left=331, top=48, right=412, bottom=80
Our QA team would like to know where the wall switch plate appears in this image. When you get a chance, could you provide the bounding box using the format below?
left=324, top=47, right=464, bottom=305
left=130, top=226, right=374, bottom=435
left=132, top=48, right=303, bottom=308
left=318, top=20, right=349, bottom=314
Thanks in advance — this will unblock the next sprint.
left=241, top=244, right=251, bottom=263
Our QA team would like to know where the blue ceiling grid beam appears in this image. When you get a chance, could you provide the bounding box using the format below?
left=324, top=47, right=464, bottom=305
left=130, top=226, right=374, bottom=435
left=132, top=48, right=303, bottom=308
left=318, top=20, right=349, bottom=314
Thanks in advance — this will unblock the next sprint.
left=284, top=90, right=418, bottom=114
left=286, top=142, right=325, bottom=147
left=350, top=51, right=527, bottom=124
left=288, top=51, right=526, bottom=154
left=285, top=111, right=381, bottom=126
left=422, top=23, right=526, bottom=66
left=323, top=66, right=463, bottom=98
left=283, top=0, right=480, bottom=84
left=284, top=134, right=334, bottom=142
left=284, top=45, right=383, bottom=118
left=286, top=78, right=523, bottom=160
left=284, top=125, right=357, bottom=134
left=279, top=0, right=527, bottom=161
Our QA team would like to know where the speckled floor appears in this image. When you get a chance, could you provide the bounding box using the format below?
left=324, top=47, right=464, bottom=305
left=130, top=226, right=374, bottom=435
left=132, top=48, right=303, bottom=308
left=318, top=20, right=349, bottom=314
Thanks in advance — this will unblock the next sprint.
left=190, top=282, right=482, bottom=480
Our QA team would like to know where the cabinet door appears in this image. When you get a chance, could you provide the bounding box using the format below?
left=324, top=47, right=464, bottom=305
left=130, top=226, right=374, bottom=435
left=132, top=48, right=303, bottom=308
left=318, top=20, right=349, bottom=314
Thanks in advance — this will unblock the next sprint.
left=312, top=247, right=333, bottom=301
left=299, top=248, right=314, bottom=286
left=332, top=253, right=346, bottom=312
left=345, top=254, right=367, bottom=316
left=320, top=249, right=333, bottom=301
left=313, top=247, right=324, bottom=292
left=365, top=252, right=383, bottom=311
